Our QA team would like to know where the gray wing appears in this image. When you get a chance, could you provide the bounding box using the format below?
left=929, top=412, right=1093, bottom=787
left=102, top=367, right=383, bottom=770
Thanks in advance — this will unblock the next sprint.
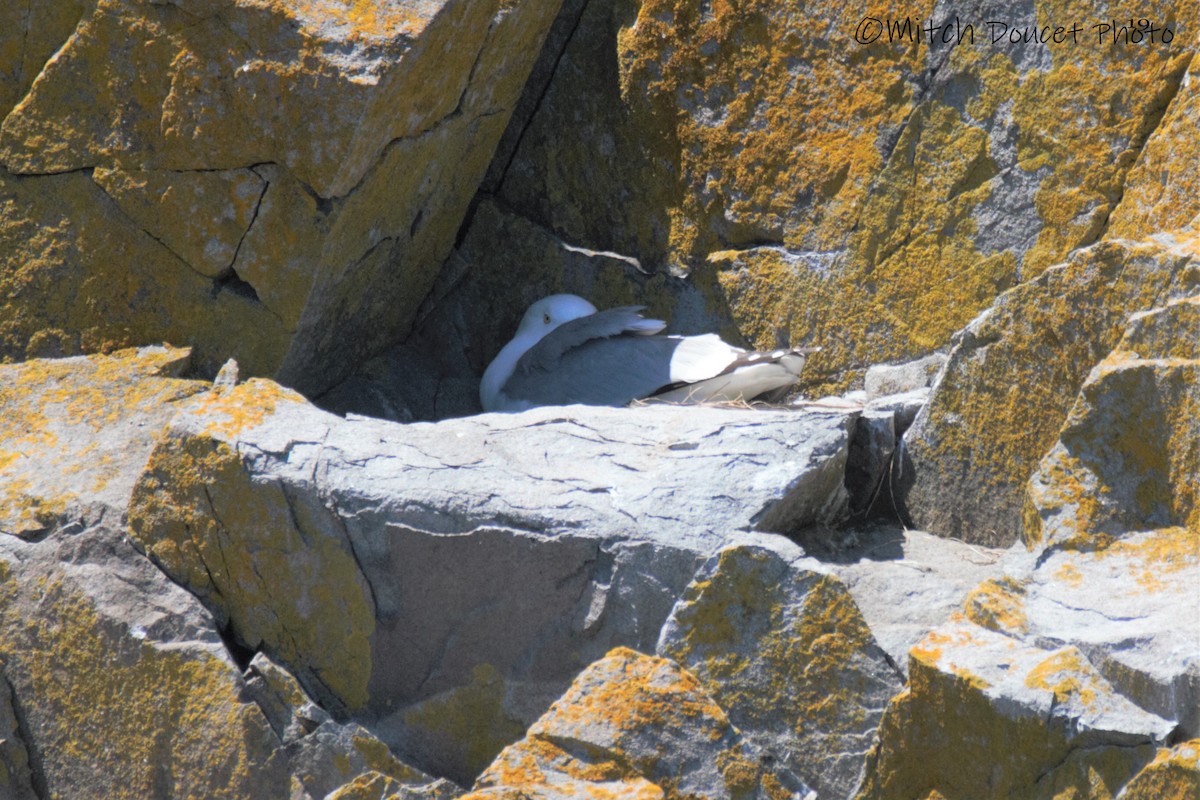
left=506, top=334, right=684, bottom=407
left=518, top=307, right=664, bottom=373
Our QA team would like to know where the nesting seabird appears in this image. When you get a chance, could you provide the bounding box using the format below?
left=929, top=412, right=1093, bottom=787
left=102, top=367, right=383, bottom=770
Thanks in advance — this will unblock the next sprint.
left=480, top=294, right=815, bottom=412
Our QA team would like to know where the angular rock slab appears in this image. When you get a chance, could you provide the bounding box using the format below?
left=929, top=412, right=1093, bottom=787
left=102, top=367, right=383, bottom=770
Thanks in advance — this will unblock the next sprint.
left=243, top=652, right=456, bottom=800
left=1118, top=739, right=1200, bottom=800
left=904, top=236, right=1200, bottom=546
left=0, top=528, right=290, bottom=799
left=827, top=528, right=1008, bottom=675
left=0, top=666, right=36, bottom=800
left=658, top=539, right=903, bottom=800
left=0, top=530, right=451, bottom=800
left=964, top=527, right=1200, bottom=744
left=465, top=647, right=812, bottom=800
left=0, top=0, right=563, bottom=392
left=0, top=345, right=205, bottom=537
left=1026, top=294, right=1200, bottom=547
left=0, top=348, right=454, bottom=798
left=128, top=381, right=856, bottom=781
left=1109, top=51, right=1200, bottom=239
left=856, top=619, right=1173, bottom=800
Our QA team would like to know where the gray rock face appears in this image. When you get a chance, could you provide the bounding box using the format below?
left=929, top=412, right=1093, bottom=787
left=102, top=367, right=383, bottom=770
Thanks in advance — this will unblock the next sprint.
left=902, top=238, right=1199, bottom=546
left=0, top=349, right=459, bottom=800
left=658, top=539, right=903, bottom=799
left=863, top=355, right=946, bottom=401
left=828, top=528, right=1009, bottom=675
left=130, top=389, right=859, bottom=783
left=468, top=647, right=816, bottom=800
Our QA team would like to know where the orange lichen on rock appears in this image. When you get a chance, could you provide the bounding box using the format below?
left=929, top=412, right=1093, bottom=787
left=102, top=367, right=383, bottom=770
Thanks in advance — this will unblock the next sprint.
left=128, top=379, right=374, bottom=712
left=1025, top=301, right=1200, bottom=549
left=0, top=346, right=205, bottom=536
left=0, top=572, right=287, bottom=798
left=1119, top=740, right=1200, bottom=800
left=470, top=647, right=793, bottom=800
left=858, top=621, right=1163, bottom=799
left=909, top=236, right=1198, bottom=546
left=963, top=577, right=1029, bottom=635
left=190, top=378, right=308, bottom=439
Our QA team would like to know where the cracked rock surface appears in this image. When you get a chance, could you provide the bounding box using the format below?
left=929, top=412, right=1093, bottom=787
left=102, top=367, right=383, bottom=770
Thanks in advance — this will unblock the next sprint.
left=126, top=378, right=857, bottom=782
left=0, top=0, right=563, bottom=391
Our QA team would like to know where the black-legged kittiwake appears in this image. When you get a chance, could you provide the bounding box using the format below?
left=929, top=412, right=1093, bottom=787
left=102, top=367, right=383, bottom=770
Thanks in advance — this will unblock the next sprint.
left=480, top=294, right=815, bottom=412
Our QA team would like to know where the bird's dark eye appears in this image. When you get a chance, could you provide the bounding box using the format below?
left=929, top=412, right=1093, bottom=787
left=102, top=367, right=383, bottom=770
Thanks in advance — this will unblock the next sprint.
left=543, top=313, right=551, bottom=324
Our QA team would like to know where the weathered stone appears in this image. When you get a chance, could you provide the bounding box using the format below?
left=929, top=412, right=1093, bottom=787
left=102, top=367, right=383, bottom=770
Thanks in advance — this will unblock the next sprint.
left=127, top=380, right=378, bottom=715
left=127, top=378, right=858, bottom=781
left=328, top=772, right=463, bottom=800
left=855, top=619, right=1171, bottom=799
left=0, top=348, right=451, bottom=799
left=854, top=290, right=1199, bottom=797
left=1118, top=740, right=1200, bottom=800
left=464, top=0, right=1196, bottom=397
left=864, top=355, right=946, bottom=401
left=971, top=528, right=1199, bottom=742
left=466, top=647, right=811, bottom=800
left=1109, top=52, right=1200, bottom=239
left=0, top=667, right=36, bottom=800
left=0, top=524, right=293, bottom=799
left=0, top=168, right=289, bottom=375
left=845, top=410, right=896, bottom=519
left=92, top=165, right=267, bottom=279
left=0, top=345, right=206, bottom=538
left=0, top=0, right=563, bottom=393
left=658, top=541, right=902, bottom=799
left=1025, top=294, right=1200, bottom=548
left=864, top=389, right=929, bottom=436
left=828, top=528, right=1007, bottom=675
left=245, top=653, right=452, bottom=800
left=904, top=236, right=1200, bottom=546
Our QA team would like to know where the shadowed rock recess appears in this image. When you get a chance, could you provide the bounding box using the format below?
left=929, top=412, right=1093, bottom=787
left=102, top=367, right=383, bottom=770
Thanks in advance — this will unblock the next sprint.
left=1, top=1, right=1198, bottom=799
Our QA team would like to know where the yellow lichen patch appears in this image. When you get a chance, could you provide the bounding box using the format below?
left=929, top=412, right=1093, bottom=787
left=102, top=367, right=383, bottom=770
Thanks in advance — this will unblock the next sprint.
left=0, top=574, right=285, bottom=798
left=1028, top=352, right=1200, bottom=549
left=400, top=662, right=526, bottom=781
left=618, top=0, right=933, bottom=266
left=93, top=166, right=267, bottom=279
left=189, top=378, right=307, bottom=439
left=470, top=735, right=666, bottom=800
left=1094, top=527, right=1199, bottom=592
left=350, top=734, right=430, bottom=785
left=325, top=771, right=415, bottom=800
left=1032, top=740, right=1156, bottom=800
left=0, top=346, right=206, bottom=533
left=548, top=647, right=727, bottom=740
left=665, top=547, right=782, bottom=656
left=659, top=549, right=896, bottom=798
left=1108, top=49, right=1200, bottom=239
left=0, top=169, right=290, bottom=378
left=909, top=623, right=985, bottom=669
left=1024, top=648, right=1100, bottom=711
left=964, top=577, right=1029, bottom=635
left=905, top=236, right=1196, bottom=547
left=283, top=0, right=434, bottom=41
left=1118, top=740, right=1200, bottom=800
left=474, top=648, right=791, bottom=800
left=128, top=428, right=374, bottom=711
left=1053, top=561, right=1084, bottom=587
left=857, top=635, right=1153, bottom=800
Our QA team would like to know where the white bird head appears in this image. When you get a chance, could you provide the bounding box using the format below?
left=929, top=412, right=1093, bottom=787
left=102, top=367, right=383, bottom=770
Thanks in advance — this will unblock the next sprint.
left=514, top=294, right=598, bottom=341
left=481, top=294, right=599, bottom=412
